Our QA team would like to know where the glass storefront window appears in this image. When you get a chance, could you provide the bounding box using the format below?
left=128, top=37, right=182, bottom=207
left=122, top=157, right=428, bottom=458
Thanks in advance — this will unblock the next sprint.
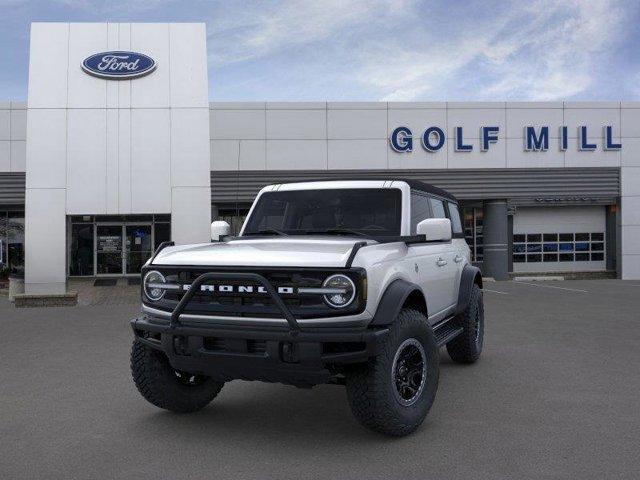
left=0, top=212, right=7, bottom=277
left=96, top=225, right=124, bottom=275
left=68, top=215, right=172, bottom=277
left=69, top=224, right=94, bottom=276
left=217, top=206, right=250, bottom=236
left=154, top=223, right=171, bottom=249
left=462, top=207, right=483, bottom=262
left=125, top=225, right=152, bottom=274
left=0, top=212, right=24, bottom=273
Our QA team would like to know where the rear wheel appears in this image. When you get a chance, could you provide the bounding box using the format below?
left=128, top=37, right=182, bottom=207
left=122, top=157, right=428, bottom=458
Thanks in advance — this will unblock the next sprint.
left=447, top=283, right=484, bottom=363
left=131, top=340, right=224, bottom=413
left=345, top=309, right=439, bottom=436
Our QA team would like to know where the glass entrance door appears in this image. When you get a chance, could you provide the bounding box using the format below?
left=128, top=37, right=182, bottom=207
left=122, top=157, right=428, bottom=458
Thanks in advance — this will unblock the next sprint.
left=125, top=225, right=152, bottom=274
left=96, top=225, right=124, bottom=275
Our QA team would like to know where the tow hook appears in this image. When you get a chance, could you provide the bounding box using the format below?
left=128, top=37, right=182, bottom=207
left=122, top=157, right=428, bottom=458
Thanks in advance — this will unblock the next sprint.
left=173, top=336, right=190, bottom=356
left=280, top=341, right=299, bottom=363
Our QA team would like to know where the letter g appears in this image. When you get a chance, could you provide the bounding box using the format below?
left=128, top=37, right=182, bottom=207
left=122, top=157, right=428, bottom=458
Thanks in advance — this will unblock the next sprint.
left=390, top=126, right=413, bottom=152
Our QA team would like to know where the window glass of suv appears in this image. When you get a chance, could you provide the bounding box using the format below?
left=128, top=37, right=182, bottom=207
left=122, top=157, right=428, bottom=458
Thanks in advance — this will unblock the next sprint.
left=410, top=193, right=431, bottom=234
left=447, top=202, right=463, bottom=235
left=243, top=188, right=402, bottom=236
left=430, top=198, right=447, bottom=219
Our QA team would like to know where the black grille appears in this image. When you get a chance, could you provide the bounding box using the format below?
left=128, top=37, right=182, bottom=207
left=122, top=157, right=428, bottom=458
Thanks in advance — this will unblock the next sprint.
left=202, top=337, right=268, bottom=356
left=144, top=267, right=365, bottom=319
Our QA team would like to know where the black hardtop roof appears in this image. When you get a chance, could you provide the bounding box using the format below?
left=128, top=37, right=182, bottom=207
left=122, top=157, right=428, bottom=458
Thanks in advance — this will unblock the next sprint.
left=278, top=179, right=458, bottom=203
left=398, top=179, right=457, bottom=202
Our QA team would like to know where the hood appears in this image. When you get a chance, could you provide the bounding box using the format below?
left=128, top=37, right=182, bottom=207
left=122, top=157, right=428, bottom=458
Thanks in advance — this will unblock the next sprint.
left=152, top=236, right=371, bottom=268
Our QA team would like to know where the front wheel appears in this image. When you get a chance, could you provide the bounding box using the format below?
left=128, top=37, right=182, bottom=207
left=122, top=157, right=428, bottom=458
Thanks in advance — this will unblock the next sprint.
left=345, top=309, right=439, bottom=436
left=131, top=340, right=224, bottom=413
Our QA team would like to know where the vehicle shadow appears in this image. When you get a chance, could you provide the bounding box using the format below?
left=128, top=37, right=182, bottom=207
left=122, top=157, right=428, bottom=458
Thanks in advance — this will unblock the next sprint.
left=127, top=352, right=459, bottom=445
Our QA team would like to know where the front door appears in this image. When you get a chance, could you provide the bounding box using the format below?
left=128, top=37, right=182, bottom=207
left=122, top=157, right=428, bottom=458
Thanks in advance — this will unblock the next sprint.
left=407, top=242, right=458, bottom=323
left=96, top=225, right=124, bottom=275
left=95, top=224, right=153, bottom=276
left=125, top=225, right=153, bottom=274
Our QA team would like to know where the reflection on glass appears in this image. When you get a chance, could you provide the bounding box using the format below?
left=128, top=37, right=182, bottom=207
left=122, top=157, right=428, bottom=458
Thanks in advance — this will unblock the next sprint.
left=70, top=224, right=94, bottom=276
left=97, top=225, right=123, bottom=275
left=126, top=225, right=152, bottom=274
left=559, top=243, right=573, bottom=252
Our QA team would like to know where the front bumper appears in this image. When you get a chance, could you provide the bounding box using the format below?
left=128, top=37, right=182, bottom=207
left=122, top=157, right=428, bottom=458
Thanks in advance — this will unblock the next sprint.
left=131, top=315, right=388, bottom=387
left=134, top=270, right=386, bottom=387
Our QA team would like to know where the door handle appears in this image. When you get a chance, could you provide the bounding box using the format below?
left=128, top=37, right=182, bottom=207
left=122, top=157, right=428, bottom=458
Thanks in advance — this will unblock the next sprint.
left=454, top=255, right=464, bottom=263
left=436, top=258, right=447, bottom=267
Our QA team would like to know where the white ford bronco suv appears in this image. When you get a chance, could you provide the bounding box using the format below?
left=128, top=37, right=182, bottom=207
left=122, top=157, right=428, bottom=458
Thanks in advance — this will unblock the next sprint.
left=131, top=180, right=484, bottom=436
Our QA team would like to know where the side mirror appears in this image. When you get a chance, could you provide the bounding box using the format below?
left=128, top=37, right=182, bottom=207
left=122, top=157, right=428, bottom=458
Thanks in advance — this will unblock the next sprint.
left=211, top=221, right=231, bottom=242
left=416, top=218, right=452, bottom=242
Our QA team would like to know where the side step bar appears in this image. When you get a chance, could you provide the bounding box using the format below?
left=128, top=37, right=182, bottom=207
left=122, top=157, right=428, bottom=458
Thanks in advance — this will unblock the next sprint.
left=433, top=319, right=464, bottom=347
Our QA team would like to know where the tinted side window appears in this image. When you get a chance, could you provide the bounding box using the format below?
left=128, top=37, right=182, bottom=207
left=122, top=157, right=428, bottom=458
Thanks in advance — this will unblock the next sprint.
left=430, top=198, right=447, bottom=219
left=447, top=202, right=463, bottom=235
left=410, top=193, right=431, bottom=234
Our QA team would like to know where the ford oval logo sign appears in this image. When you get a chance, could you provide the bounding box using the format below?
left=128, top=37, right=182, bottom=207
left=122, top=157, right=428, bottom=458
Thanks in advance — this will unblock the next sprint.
left=82, top=51, right=156, bottom=80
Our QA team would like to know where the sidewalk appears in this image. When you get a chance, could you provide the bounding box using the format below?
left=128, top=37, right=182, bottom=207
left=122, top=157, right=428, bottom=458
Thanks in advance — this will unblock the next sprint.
left=68, top=278, right=140, bottom=307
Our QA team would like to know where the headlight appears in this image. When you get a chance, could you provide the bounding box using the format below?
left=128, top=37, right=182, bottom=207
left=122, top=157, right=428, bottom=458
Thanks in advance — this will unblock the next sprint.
left=143, top=270, right=166, bottom=301
left=322, top=274, right=356, bottom=308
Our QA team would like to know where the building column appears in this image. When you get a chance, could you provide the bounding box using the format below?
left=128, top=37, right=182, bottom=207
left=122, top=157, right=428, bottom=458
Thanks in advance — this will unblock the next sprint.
left=24, top=188, right=67, bottom=294
left=621, top=166, right=640, bottom=279
left=606, top=205, right=617, bottom=273
left=482, top=200, right=509, bottom=280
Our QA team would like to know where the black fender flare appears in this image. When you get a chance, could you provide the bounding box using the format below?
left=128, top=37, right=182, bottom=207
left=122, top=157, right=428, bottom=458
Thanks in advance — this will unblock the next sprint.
left=370, top=279, right=426, bottom=326
left=455, top=264, right=483, bottom=316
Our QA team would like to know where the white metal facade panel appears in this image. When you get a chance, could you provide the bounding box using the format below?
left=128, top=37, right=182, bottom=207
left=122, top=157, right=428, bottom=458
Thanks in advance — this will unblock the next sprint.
left=25, top=188, right=66, bottom=294
left=0, top=103, right=27, bottom=172
left=66, top=108, right=107, bottom=214
left=24, top=22, right=210, bottom=293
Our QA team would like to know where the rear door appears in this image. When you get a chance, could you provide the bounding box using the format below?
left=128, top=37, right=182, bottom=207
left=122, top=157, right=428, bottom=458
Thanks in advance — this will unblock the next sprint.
left=446, top=201, right=468, bottom=305
left=427, top=197, right=458, bottom=314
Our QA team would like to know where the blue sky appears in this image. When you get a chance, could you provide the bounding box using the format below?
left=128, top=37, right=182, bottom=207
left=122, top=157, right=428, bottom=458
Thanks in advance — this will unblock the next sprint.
left=1, top=0, right=639, bottom=101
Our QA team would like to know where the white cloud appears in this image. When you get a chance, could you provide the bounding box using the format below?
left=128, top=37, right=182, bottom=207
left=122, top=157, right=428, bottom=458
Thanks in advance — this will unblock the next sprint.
left=208, top=0, right=413, bottom=66
left=356, top=0, right=628, bottom=101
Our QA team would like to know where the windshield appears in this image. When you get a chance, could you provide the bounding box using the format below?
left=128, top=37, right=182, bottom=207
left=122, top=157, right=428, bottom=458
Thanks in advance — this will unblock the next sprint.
left=242, top=188, right=402, bottom=237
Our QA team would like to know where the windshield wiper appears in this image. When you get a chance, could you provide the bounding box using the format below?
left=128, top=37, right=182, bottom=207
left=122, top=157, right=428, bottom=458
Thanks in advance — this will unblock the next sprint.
left=252, top=228, right=288, bottom=236
left=313, top=228, right=369, bottom=237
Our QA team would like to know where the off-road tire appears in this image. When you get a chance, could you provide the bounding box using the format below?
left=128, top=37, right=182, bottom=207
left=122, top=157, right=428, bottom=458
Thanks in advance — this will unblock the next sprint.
left=447, top=283, right=484, bottom=363
left=131, top=340, right=224, bottom=413
left=345, top=309, right=439, bottom=436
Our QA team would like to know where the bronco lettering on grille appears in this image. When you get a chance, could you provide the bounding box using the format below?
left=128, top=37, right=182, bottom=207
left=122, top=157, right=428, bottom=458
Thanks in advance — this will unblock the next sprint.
left=182, top=284, right=295, bottom=294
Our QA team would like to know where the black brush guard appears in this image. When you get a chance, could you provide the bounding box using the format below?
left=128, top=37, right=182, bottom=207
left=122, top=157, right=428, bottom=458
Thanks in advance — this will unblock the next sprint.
left=169, top=272, right=300, bottom=335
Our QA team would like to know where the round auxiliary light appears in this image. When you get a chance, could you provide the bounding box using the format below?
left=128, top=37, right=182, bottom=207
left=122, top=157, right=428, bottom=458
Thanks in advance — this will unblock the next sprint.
left=322, top=274, right=356, bottom=308
left=143, top=270, right=166, bottom=301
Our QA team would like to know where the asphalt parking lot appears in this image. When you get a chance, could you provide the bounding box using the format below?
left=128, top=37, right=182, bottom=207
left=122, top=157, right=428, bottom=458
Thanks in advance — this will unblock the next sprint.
left=1, top=280, right=639, bottom=480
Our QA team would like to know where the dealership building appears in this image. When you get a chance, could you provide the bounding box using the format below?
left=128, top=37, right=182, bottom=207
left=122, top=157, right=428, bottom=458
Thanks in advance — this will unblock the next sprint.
left=1, top=22, right=640, bottom=296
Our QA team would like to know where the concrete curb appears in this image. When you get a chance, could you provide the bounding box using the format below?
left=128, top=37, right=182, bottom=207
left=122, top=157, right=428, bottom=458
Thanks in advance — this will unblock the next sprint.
left=14, top=292, right=78, bottom=308
left=514, top=276, right=564, bottom=282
